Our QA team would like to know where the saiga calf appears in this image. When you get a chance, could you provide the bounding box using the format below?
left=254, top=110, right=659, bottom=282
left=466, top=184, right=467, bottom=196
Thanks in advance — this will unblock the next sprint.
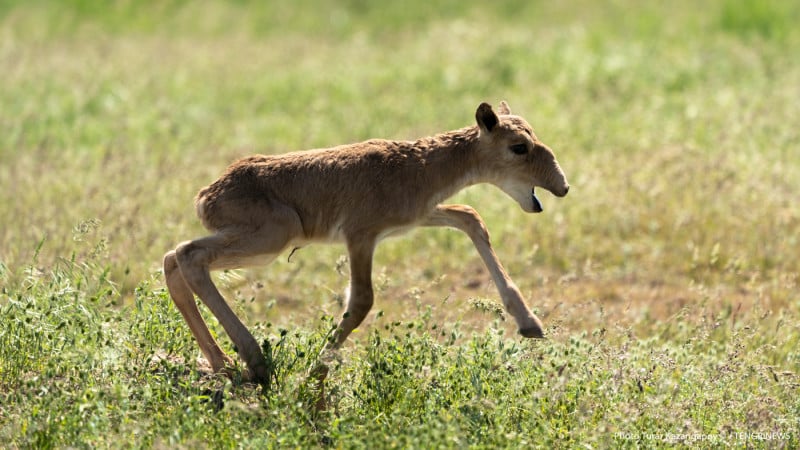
left=163, top=101, right=569, bottom=385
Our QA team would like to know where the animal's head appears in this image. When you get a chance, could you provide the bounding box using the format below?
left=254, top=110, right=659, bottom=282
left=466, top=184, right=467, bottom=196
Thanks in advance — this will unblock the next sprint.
left=475, top=101, right=569, bottom=213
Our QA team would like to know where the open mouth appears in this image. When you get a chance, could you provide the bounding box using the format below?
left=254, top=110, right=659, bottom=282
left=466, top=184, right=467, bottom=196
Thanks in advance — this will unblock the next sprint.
left=531, top=188, right=543, bottom=213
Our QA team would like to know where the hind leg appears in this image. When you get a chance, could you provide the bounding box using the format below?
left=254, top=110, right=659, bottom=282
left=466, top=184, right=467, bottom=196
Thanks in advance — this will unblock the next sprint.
left=169, top=206, right=303, bottom=384
left=164, top=250, right=236, bottom=375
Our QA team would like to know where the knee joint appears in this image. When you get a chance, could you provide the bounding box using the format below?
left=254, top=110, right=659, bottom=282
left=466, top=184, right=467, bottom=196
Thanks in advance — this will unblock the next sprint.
left=163, top=250, right=178, bottom=274
left=463, top=215, right=490, bottom=242
left=345, top=284, right=374, bottom=314
left=175, top=241, right=206, bottom=270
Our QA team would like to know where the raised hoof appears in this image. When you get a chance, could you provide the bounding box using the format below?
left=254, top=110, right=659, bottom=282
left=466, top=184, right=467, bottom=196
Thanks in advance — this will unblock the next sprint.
left=519, top=325, right=545, bottom=339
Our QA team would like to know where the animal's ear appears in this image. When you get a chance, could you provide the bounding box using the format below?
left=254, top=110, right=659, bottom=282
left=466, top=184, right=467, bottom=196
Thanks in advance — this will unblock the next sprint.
left=475, top=102, right=499, bottom=133
left=497, top=101, right=512, bottom=115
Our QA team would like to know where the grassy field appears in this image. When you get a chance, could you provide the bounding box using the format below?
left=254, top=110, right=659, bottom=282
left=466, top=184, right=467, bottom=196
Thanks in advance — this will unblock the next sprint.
left=1, top=0, right=799, bottom=447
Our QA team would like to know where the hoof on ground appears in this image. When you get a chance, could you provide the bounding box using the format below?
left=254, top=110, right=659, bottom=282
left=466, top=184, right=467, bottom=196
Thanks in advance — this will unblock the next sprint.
left=519, top=326, right=544, bottom=339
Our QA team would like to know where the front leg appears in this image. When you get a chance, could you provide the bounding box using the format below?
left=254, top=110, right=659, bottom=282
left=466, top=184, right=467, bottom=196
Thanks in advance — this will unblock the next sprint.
left=326, top=236, right=378, bottom=350
left=423, top=204, right=544, bottom=338
left=309, top=237, right=377, bottom=412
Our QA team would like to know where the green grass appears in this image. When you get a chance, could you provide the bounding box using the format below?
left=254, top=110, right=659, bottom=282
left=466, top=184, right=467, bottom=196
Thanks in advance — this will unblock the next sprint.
left=1, top=0, right=799, bottom=447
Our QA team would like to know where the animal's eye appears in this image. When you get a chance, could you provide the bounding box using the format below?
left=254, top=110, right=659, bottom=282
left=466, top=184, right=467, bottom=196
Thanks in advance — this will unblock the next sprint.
left=509, top=143, right=528, bottom=155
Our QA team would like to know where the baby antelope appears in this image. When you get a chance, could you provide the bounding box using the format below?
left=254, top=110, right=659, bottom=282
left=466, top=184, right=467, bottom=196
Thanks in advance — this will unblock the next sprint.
left=163, top=101, right=569, bottom=385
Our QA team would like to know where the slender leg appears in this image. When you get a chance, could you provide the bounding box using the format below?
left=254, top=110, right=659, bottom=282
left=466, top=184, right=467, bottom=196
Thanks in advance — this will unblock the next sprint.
left=163, top=250, right=235, bottom=374
left=326, top=236, right=377, bottom=350
left=174, top=236, right=271, bottom=383
left=423, top=204, right=544, bottom=338
left=311, top=236, right=376, bottom=411
left=168, top=207, right=304, bottom=384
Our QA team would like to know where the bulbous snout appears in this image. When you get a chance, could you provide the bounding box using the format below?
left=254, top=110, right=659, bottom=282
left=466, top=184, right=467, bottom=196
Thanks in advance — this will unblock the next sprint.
left=539, top=147, right=569, bottom=198
left=545, top=165, right=569, bottom=198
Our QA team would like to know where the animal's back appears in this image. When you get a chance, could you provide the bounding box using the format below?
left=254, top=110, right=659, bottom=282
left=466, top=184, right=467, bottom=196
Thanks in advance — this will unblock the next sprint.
left=194, top=140, right=438, bottom=237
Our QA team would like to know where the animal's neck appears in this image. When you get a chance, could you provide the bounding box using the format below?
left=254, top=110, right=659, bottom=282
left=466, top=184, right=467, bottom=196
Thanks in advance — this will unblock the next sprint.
left=412, top=125, right=480, bottom=156
left=410, top=125, right=484, bottom=203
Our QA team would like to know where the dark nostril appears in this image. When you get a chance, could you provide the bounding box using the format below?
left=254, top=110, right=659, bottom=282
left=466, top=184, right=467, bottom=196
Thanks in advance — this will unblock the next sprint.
left=563, top=185, right=570, bottom=195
